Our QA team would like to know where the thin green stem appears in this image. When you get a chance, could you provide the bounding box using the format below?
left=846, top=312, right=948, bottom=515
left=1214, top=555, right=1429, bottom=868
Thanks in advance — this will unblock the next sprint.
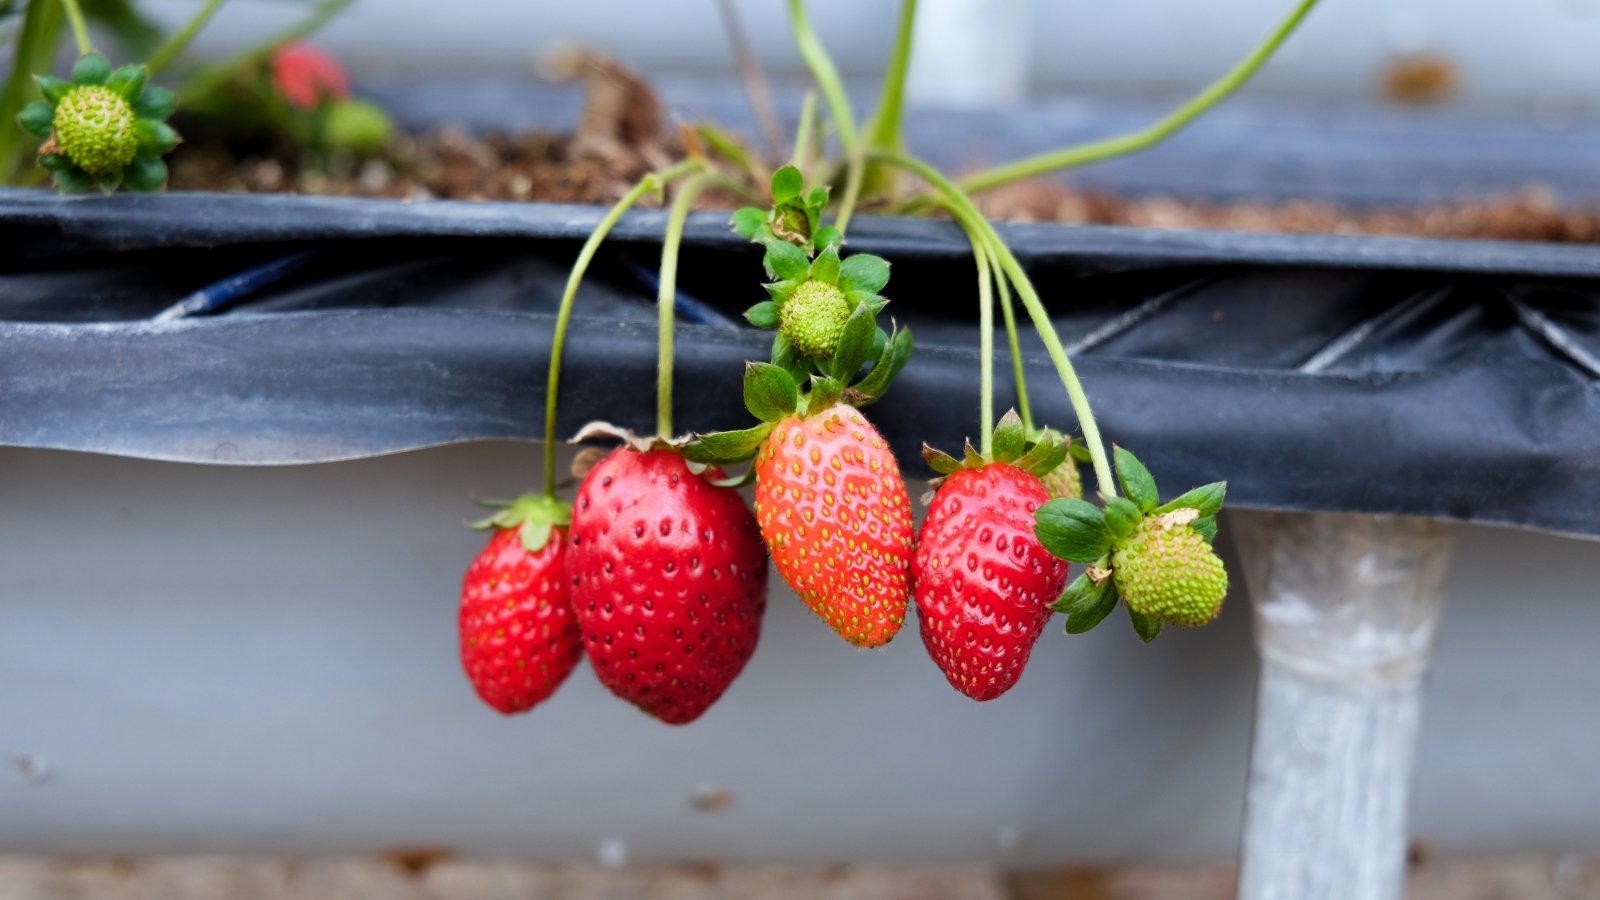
left=787, top=0, right=857, bottom=156
left=833, top=147, right=866, bottom=236
left=994, top=259, right=1034, bottom=432
left=875, top=150, right=1116, bottom=498
left=865, top=0, right=917, bottom=152
left=955, top=0, right=1319, bottom=195
left=146, top=0, right=226, bottom=75
left=177, top=0, right=353, bottom=103
left=59, top=0, right=90, bottom=54
left=542, top=160, right=702, bottom=495
left=972, top=234, right=994, bottom=455
left=657, top=173, right=712, bottom=438
left=792, top=92, right=816, bottom=174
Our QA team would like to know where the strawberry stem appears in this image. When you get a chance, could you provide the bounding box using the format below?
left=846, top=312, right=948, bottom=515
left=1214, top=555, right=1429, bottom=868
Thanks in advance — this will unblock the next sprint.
left=877, top=151, right=1117, bottom=498
left=657, top=173, right=712, bottom=438
left=970, top=233, right=995, bottom=456
left=995, top=258, right=1035, bottom=432
left=792, top=92, right=817, bottom=180
left=952, top=0, right=1319, bottom=196
left=864, top=0, right=918, bottom=156
left=146, top=0, right=226, bottom=75
left=543, top=159, right=702, bottom=496
left=787, top=0, right=857, bottom=157
left=60, top=0, right=91, bottom=55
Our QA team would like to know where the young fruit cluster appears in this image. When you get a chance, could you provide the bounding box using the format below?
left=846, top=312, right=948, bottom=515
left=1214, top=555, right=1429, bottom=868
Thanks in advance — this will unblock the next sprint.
left=17, top=52, right=178, bottom=193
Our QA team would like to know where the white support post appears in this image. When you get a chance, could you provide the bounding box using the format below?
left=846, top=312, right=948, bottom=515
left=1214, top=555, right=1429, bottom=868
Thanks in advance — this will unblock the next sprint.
left=1232, top=512, right=1455, bottom=900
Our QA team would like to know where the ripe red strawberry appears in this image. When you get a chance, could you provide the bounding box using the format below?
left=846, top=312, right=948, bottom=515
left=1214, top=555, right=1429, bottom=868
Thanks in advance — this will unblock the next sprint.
left=567, top=447, right=767, bottom=725
left=913, top=462, right=1071, bottom=700
left=269, top=43, right=351, bottom=111
left=459, top=508, right=581, bottom=715
left=754, top=403, right=915, bottom=647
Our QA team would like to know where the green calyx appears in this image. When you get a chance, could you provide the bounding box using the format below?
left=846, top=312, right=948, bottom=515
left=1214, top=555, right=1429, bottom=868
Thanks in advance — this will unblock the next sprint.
left=779, top=279, right=851, bottom=358
left=923, top=410, right=1072, bottom=480
left=1035, top=445, right=1228, bottom=642
left=19, top=52, right=179, bottom=193
left=732, top=164, right=840, bottom=253
left=468, top=493, right=572, bottom=553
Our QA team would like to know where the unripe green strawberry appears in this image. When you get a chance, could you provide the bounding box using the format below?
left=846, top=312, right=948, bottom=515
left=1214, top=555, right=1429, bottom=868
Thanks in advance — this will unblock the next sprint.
left=1041, top=459, right=1082, bottom=500
left=779, top=279, right=852, bottom=359
left=1111, top=516, right=1227, bottom=627
left=53, top=85, right=138, bottom=176
left=323, top=98, right=393, bottom=154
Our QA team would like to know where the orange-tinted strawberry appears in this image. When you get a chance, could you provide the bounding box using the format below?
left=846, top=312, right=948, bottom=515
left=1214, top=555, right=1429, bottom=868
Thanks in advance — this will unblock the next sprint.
left=754, top=403, right=914, bottom=647
left=459, top=505, right=581, bottom=715
left=568, top=448, right=767, bottom=725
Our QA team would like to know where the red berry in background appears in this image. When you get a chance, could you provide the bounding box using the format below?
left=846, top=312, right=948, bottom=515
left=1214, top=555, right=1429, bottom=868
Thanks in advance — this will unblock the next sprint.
left=459, top=521, right=581, bottom=715
left=567, top=448, right=767, bottom=725
left=270, top=42, right=351, bottom=111
left=754, top=403, right=915, bottom=648
left=914, top=464, right=1070, bottom=700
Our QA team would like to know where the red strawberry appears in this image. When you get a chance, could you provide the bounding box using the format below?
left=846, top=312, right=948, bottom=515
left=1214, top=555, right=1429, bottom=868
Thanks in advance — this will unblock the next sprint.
left=270, top=43, right=351, bottom=111
left=754, top=403, right=915, bottom=647
left=567, top=448, right=767, bottom=725
left=459, top=503, right=582, bottom=715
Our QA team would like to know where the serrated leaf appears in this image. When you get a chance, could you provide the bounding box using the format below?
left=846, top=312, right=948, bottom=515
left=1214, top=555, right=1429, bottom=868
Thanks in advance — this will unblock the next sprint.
left=122, top=155, right=165, bottom=192
left=1114, top=446, right=1160, bottom=512
left=683, top=422, right=775, bottom=464
left=840, top=253, right=890, bottom=294
left=17, top=99, right=52, bottom=137
left=809, top=246, right=841, bottom=284
left=765, top=239, right=809, bottom=281
left=1034, top=499, right=1113, bottom=564
left=744, top=300, right=779, bottom=328
left=71, top=52, right=111, bottom=85
left=1066, top=584, right=1118, bottom=634
left=36, top=75, right=71, bottom=105
left=770, top=164, right=803, bottom=204
left=104, top=64, right=145, bottom=101
left=1128, top=607, right=1163, bottom=643
left=922, top=444, right=962, bottom=475
left=1052, top=572, right=1109, bottom=616
left=132, top=84, right=174, bottom=120
left=1192, top=515, right=1218, bottom=543
left=807, top=374, right=845, bottom=412
left=827, top=302, right=876, bottom=381
left=1102, top=496, right=1143, bottom=540
left=1156, top=481, right=1227, bottom=518
left=813, top=226, right=842, bottom=251
left=732, top=207, right=766, bottom=240
left=992, top=409, right=1026, bottom=463
left=852, top=325, right=913, bottom=403
left=744, top=362, right=799, bottom=423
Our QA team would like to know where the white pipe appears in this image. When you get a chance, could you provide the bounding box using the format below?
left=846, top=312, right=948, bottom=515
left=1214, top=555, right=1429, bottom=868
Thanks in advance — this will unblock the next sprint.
left=1233, top=512, right=1454, bottom=900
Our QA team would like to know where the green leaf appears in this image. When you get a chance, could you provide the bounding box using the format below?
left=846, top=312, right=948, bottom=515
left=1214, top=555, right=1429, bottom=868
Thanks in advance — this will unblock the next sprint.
left=770, top=332, right=810, bottom=384
left=683, top=422, right=775, bottom=465
left=53, top=166, right=95, bottom=193
left=827, top=302, right=876, bottom=381
left=1066, top=584, right=1118, bottom=634
left=770, top=164, right=803, bottom=204
left=845, top=289, right=887, bottom=314
left=840, top=253, right=890, bottom=293
left=922, top=444, right=962, bottom=476
left=1102, top=496, right=1143, bottom=540
left=94, top=170, right=122, bottom=192
left=852, top=325, right=913, bottom=403
left=81, top=0, right=163, bottom=60
left=134, top=119, right=179, bottom=156
left=744, top=301, right=779, bottom=329
left=809, top=246, right=841, bottom=284
left=731, top=207, right=766, bottom=240
left=1192, top=515, right=1218, bottom=544
left=765, top=239, right=809, bottom=281
left=518, top=519, right=555, bottom=553
left=35, top=75, right=71, bottom=105
left=132, top=84, right=175, bottom=120
left=744, top=362, right=799, bottom=423
left=71, top=52, right=111, bottom=85
left=36, top=152, right=70, bottom=172
left=104, top=64, right=145, bottom=101
left=1156, top=481, right=1227, bottom=518
left=870, top=326, right=888, bottom=360
left=1114, top=446, right=1160, bottom=512
left=992, top=409, right=1026, bottom=463
left=807, top=374, right=844, bottom=412
left=17, top=99, right=52, bottom=137
left=813, top=226, right=842, bottom=251
left=805, top=185, right=829, bottom=209
left=122, top=155, right=165, bottom=192
left=1034, top=499, right=1113, bottom=564
left=1128, top=607, right=1163, bottom=643
left=1015, top=428, right=1068, bottom=479
left=1052, top=572, right=1109, bottom=616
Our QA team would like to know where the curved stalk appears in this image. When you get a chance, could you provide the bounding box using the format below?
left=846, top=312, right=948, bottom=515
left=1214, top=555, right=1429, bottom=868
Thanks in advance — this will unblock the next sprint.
left=878, top=150, right=1116, bottom=498
left=657, top=173, right=712, bottom=438
left=955, top=0, right=1319, bottom=195
left=974, top=235, right=994, bottom=455
left=865, top=0, right=918, bottom=153
left=60, top=0, right=91, bottom=54
left=146, top=0, right=227, bottom=75
left=833, top=147, right=867, bottom=236
left=787, top=0, right=857, bottom=156
left=792, top=91, right=816, bottom=175
left=995, top=259, right=1034, bottom=432
left=542, top=160, right=702, bottom=495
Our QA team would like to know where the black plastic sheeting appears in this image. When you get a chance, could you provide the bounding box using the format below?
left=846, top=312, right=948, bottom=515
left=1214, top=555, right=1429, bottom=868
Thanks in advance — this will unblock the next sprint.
left=3, top=190, right=1600, bottom=539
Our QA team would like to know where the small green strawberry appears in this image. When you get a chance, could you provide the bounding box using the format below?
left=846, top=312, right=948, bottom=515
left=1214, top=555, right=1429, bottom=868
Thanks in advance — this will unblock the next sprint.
left=1034, top=445, right=1227, bottom=642
left=18, top=52, right=179, bottom=193
left=778, top=279, right=852, bottom=358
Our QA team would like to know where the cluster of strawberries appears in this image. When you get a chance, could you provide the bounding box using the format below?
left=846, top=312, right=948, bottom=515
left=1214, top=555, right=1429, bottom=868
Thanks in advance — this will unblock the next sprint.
left=458, top=167, right=1229, bottom=724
